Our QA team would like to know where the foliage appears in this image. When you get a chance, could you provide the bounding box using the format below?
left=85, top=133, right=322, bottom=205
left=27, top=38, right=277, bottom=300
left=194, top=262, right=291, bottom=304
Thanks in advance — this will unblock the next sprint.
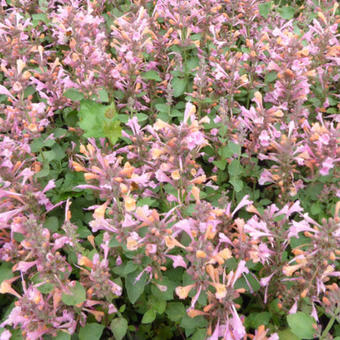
left=0, top=0, right=339, bottom=339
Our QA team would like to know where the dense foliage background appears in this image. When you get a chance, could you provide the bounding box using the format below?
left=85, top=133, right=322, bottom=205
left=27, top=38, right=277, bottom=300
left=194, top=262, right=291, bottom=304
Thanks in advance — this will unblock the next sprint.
left=0, top=0, right=339, bottom=339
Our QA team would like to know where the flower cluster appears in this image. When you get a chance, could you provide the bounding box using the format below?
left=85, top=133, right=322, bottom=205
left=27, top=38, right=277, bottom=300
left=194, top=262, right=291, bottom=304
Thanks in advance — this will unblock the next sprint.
left=0, top=0, right=339, bottom=339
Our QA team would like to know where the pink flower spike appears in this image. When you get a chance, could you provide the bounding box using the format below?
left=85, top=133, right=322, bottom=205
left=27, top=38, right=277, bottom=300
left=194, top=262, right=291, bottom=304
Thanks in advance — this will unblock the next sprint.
left=189, top=285, right=202, bottom=310
left=0, top=85, right=15, bottom=99
left=166, top=255, right=187, bottom=268
left=320, top=157, right=335, bottom=175
left=108, top=304, right=118, bottom=314
left=13, top=261, right=37, bottom=273
left=218, top=232, right=233, bottom=246
left=230, top=260, right=249, bottom=287
left=230, top=305, right=246, bottom=339
left=0, top=330, right=11, bottom=340
left=288, top=220, right=315, bottom=238
left=232, top=195, right=253, bottom=218
left=207, top=319, right=220, bottom=340
left=311, top=303, right=318, bottom=321
left=42, top=179, right=56, bottom=193
left=184, top=102, right=196, bottom=124
left=289, top=300, right=298, bottom=314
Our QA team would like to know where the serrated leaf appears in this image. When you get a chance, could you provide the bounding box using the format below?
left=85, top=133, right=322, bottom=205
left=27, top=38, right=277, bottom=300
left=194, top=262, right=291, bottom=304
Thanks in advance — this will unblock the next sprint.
left=113, top=261, right=138, bottom=277
left=213, top=159, right=227, bottom=170
left=151, top=277, right=176, bottom=300
left=110, top=318, right=128, bottom=340
left=103, top=120, right=122, bottom=144
left=245, top=312, right=271, bottom=329
left=78, top=100, right=121, bottom=144
left=142, top=309, right=156, bottom=324
left=287, top=312, right=315, bottom=339
left=78, top=100, right=106, bottom=138
left=172, top=78, right=188, bottom=97
left=54, top=332, right=71, bottom=340
left=230, top=177, right=244, bottom=192
left=155, top=103, right=170, bottom=113
left=137, top=113, right=148, bottom=121
left=141, top=70, right=162, bottom=82
left=32, top=13, right=49, bottom=24
left=278, top=329, right=300, bottom=340
left=63, top=88, right=84, bottom=101
left=125, top=271, right=147, bottom=304
left=259, top=2, right=272, bottom=18
left=61, top=281, right=86, bottom=306
left=98, top=88, right=109, bottom=102
left=0, top=262, right=13, bottom=284
left=149, top=296, right=166, bottom=314
left=190, top=329, right=207, bottom=340
left=79, top=323, right=104, bottom=340
left=180, top=315, right=208, bottom=331
left=228, top=160, right=243, bottom=176
left=228, top=141, right=241, bottom=156
left=37, top=282, right=54, bottom=294
left=278, top=6, right=295, bottom=20
left=265, top=71, right=277, bottom=83
left=165, top=302, right=185, bottom=322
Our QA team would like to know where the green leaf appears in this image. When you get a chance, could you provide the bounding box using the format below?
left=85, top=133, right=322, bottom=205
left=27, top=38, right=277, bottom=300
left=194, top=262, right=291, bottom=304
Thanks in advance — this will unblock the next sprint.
left=141, top=70, right=162, bottom=82
left=228, top=142, right=241, bottom=156
left=79, top=323, right=105, bottom=340
left=234, top=273, right=260, bottom=292
left=63, top=88, right=84, bottom=101
left=149, top=296, right=166, bottom=314
left=41, top=150, right=57, bottom=162
left=172, top=78, right=188, bottom=97
left=259, top=2, right=272, bottom=18
left=103, top=119, right=122, bottom=145
left=137, top=113, right=148, bottom=121
left=61, top=281, right=86, bottom=306
left=125, top=271, right=147, bottom=304
left=278, top=6, right=295, bottom=20
left=137, top=197, right=158, bottom=207
left=218, top=146, right=232, bottom=159
left=180, top=315, right=208, bottom=333
left=184, top=57, right=199, bottom=72
left=230, top=177, right=244, bottom=192
left=310, top=202, right=321, bottom=215
left=5, top=329, right=23, bottom=340
left=78, top=100, right=121, bottom=144
left=37, top=282, right=54, bottom=294
left=98, top=88, right=109, bottom=102
left=213, top=159, right=227, bottom=170
left=165, top=302, right=186, bottom=322
left=151, top=277, right=176, bottom=300
left=228, top=160, right=243, bottom=176
left=113, top=261, right=138, bottom=277
left=142, top=309, right=157, bottom=324
left=245, top=312, right=271, bottom=329
left=0, top=262, right=13, bottom=284
left=110, top=317, right=128, bottom=340
left=277, top=329, right=300, bottom=340
left=32, top=13, right=49, bottom=25
left=78, top=100, right=104, bottom=138
left=265, top=71, right=277, bottom=83
left=155, top=103, right=170, bottom=113
left=54, top=332, right=71, bottom=340
left=190, top=329, right=207, bottom=340
left=287, top=312, right=315, bottom=339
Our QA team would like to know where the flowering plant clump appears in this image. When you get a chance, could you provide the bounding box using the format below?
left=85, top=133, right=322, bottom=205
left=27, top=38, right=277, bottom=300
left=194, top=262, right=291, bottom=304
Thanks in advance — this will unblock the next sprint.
left=0, top=0, right=339, bottom=339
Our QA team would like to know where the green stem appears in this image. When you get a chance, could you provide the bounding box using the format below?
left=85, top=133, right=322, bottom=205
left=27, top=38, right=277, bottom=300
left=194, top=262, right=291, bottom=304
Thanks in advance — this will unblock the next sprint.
left=321, top=306, right=340, bottom=339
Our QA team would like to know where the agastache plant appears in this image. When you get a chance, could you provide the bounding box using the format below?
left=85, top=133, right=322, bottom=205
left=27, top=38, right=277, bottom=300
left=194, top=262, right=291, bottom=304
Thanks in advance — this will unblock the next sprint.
left=0, top=0, right=339, bottom=339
